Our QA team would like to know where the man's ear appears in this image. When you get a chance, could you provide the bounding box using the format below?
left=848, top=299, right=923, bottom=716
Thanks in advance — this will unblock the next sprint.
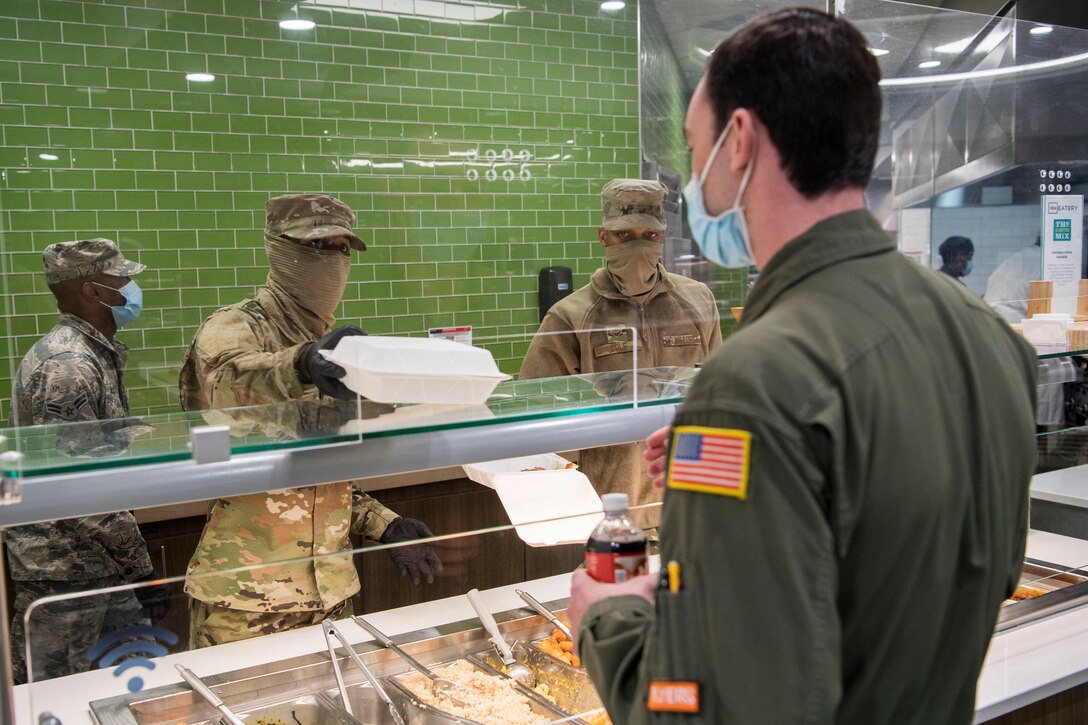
left=728, top=108, right=757, bottom=174
left=598, top=227, right=608, bottom=247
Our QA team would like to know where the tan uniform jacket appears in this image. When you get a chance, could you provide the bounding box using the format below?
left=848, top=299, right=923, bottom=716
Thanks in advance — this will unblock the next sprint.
left=179, top=284, right=398, bottom=612
left=519, top=267, right=721, bottom=521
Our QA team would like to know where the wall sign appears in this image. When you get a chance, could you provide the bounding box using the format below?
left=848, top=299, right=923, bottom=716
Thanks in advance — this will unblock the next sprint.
left=428, top=326, right=472, bottom=346
left=1041, top=194, right=1084, bottom=315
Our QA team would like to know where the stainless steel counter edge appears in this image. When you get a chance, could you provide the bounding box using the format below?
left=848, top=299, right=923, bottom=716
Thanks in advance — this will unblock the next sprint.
left=0, top=403, right=678, bottom=527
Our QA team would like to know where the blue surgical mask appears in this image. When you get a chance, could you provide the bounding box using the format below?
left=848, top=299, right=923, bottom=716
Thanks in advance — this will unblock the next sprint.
left=964, top=259, right=974, bottom=276
left=684, top=120, right=757, bottom=268
left=95, top=280, right=143, bottom=327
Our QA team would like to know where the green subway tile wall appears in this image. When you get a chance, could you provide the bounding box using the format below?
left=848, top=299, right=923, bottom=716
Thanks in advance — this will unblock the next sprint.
left=0, top=0, right=641, bottom=418
left=639, top=0, right=747, bottom=333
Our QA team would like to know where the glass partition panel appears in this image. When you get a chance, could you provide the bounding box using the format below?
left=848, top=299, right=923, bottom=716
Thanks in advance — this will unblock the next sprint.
left=17, top=497, right=663, bottom=723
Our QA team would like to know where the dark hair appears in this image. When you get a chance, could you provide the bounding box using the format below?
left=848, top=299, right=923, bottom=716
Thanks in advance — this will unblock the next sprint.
left=705, top=7, right=882, bottom=198
left=938, top=236, right=974, bottom=263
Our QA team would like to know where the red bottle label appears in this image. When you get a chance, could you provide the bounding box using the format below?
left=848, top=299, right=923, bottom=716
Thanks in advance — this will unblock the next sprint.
left=586, top=550, right=648, bottom=583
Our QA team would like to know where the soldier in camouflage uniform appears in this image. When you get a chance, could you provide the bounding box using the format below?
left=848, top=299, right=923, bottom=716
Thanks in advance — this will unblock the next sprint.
left=179, top=194, right=442, bottom=648
left=6, top=239, right=169, bottom=683
left=519, top=180, right=722, bottom=528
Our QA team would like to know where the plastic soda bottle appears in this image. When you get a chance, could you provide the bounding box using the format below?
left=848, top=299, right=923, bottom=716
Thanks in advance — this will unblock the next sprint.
left=585, top=493, right=648, bottom=583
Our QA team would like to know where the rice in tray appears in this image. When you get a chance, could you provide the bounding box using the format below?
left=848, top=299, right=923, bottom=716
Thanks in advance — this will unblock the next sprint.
left=399, top=659, right=551, bottom=725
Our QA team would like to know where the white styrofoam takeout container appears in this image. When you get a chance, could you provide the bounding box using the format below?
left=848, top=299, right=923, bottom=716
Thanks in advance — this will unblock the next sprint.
left=488, top=469, right=603, bottom=547
left=320, top=335, right=511, bottom=404
left=462, top=453, right=577, bottom=487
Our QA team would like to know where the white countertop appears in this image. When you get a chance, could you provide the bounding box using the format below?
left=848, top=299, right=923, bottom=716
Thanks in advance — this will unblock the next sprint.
left=1030, top=463, right=1088, bottom=508
left=14, top=533, right=1088, bottom=724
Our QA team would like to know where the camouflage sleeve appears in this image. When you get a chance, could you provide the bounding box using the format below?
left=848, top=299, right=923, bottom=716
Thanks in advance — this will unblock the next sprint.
left=350, top=485, right=400, bottom=542
left=518, top=310, right=581, bottom=380
left=32, top=353, right=131, bottom=457
left=33, top=353, right=102, bottom=424
left=70, top=512, right=155, bottom=581
left=183, top=309, right=308, bottom=410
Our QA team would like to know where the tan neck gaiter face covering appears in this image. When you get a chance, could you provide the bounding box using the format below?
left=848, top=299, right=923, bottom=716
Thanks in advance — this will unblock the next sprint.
left=264, top=233, right=350, bottom=324
left=605, top=239, right=664, bottom=297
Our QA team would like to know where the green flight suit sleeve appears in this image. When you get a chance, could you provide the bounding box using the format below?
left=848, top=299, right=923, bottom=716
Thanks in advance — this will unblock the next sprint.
left=519, top=309, right=580, bottom=379
left=350, top=485, right=400, bottom=542
left=181, top=308, right=308, bottom=411
left=579, top=404, right=841, bottom=724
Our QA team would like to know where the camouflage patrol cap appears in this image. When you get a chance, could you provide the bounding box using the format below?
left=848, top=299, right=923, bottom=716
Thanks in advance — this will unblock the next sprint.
left=42, top=238, right=146, bottom=285
left=601, top=179, right=668, bottom=231
left=265, top=193, right=366, bottom=251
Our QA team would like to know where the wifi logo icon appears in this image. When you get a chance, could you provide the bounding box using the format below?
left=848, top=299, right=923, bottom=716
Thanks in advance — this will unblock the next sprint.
left=85, top=625, right=180, bottom=692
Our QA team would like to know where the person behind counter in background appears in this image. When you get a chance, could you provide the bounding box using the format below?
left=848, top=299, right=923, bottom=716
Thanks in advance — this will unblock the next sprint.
left=518, top=179, right=721, bottom=528
left=984, top=236, right=1041, bottom=324
left=7, top=239, right=170, bottom=683
left=178, top=193, right=441, bottom=648
left=983, top=237, right=1064, bottom=427
left=569, top=8, right=1037, bottom=725
left=938, top=234, right=975, bottom=283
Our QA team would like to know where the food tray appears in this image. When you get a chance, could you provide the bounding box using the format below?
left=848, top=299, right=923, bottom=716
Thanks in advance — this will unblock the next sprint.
left=126, top=693, right=356, bottom=725
left=996, top=560, right=1088, bottom=632
left=320, top=336, right=510, bottom=405
left=386, top=657, right=572, bottom=725
left=474, top=644, right=604, bottom=717
left=321, top=681, right=409, bottom=724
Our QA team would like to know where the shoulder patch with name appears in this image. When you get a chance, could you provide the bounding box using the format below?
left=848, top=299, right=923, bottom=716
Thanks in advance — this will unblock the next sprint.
left=647, top=680, right=700, bottom=713
left=666, top=425, right=751, bottom=499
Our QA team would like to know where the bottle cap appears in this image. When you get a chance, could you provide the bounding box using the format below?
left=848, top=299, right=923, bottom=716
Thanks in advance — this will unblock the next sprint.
left=601, top=493, right=629, bottom=515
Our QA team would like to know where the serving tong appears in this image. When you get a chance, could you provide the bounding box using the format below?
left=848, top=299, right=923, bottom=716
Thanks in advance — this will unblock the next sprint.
left=516, top=589, right=571, bottom=639
left=352, top=615, right=469, bottom=708
left=174, top=664, right=245, bottom=725
left=322, top=619, right=407, bottom=725
left=466, top=588, right=537, bottom=687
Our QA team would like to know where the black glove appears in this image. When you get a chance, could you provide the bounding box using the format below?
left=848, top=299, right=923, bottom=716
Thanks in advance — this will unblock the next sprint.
left=380, top=517, right=444, bottom=585
left=295, top=325, right=367, bottom=400
left=133, top=571, right=172, bottom=621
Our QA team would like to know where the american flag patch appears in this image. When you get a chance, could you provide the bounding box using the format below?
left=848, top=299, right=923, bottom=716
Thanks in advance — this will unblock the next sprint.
left=666, top=426, right=751, bottom=499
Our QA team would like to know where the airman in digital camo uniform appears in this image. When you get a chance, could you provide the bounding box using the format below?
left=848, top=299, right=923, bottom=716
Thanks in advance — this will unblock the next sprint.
left=8, top=239, right=168, bottom=682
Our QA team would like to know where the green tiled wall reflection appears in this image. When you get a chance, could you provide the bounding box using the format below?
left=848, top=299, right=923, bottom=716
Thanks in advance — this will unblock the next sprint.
left=0, top=0, right=640, bottom=417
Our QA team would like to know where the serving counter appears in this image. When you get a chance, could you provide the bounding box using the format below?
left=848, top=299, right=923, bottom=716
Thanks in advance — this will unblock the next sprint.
left=2, top=368, right=1088, bottom=724
left=11, top=526, right=1088, bottom=723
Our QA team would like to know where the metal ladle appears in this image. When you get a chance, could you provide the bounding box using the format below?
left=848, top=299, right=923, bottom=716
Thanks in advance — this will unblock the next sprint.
left=351, top=615, right=469, bottom=708
left=466, top=588, right=536, bottom=687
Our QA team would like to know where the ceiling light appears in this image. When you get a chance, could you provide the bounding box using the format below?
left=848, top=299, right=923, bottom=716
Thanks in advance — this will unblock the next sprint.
left=1030, top=25, right=1054, bottom=36
left=918, top=60, right=941, bottom=69
left=935, top=36, right=973, bottom=54
left=882, top=49, right=1088, bottom=87
left=185, top=72, right=215, bottom=82
left=279, top=18, right=316, bottom=30
left=600, top=1, right=625, bottom=10
left=869, top=48, right=889, bottom=57
left=696, top=47, right=713, bottom=58
left=38, top=153, right=58, bottom=161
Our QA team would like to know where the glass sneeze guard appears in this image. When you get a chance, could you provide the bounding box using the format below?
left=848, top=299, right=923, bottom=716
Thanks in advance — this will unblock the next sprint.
left=0, top=367, right=695, bottom=480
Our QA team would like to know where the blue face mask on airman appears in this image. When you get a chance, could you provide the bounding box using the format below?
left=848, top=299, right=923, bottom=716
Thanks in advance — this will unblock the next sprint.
left=95, top=280, right=143, bottom=327
left=683, top=119, right=757, bottom=269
